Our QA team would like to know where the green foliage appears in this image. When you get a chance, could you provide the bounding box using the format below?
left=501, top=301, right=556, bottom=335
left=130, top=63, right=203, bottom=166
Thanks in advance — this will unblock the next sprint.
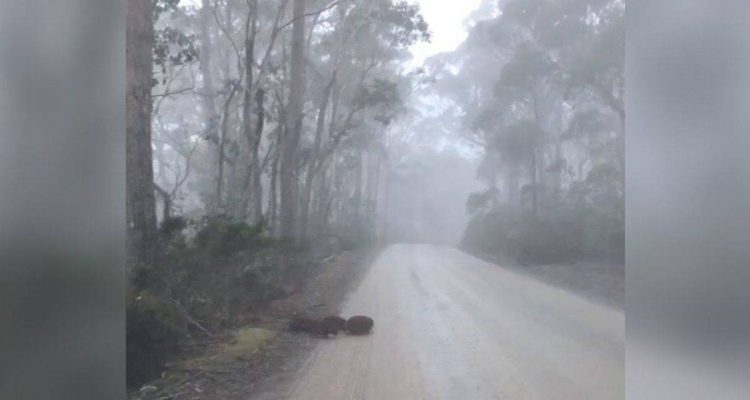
left=447, top=0, right=624, bottom=265
left=355, top=79, right=400, bottom=110
left=159, top=215, right=187, bottom=238
left=151, top=0, right=198, bottom=87
left=134, top=214, right=291, bottom=327
left=471, top=211, right=584, bottom=265
left=126, top=291, right=186, bottom=388
left=153, top=26, right=198, bottom=83
left=464, top=158, right=623, bottom=264
left=127, top=214, right=310, bottom=387
left=462, top=198, right=623, bottom=265
left=380, top=1, right=432, bottom=46
left=193, top=215, right=268, bottom=257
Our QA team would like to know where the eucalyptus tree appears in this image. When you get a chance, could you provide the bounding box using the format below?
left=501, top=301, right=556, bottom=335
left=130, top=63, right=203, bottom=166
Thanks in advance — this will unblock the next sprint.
left=127, top=0, right=158, bottom=268
left=274, top=0, right=430, bottom=242
left=423, top=0, right=624, bottom=262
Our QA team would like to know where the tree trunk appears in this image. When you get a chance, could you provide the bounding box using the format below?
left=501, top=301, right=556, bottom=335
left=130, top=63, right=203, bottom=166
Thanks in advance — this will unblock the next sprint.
left=200, top=0, right=220, bottom=210
left=381, top=156, right=391, bottom=239
left=311, top=68, right=341, bottom=234
left=531, top=91, right=542, bottom=217
left=239, top=3, right=258, bottom=220
left=127, top=0, right=158, bottom=269
left=530, top=150, right=539, bottom=216
left=299, top=73, right=335, bottom=240
left=216, top=83, right=238, bottom=212
left=279, top=0, right=307, bottom=240
left=154, top=183, right=172, bottom=222
left=251, top=87, right=265, bottom=224
left=268, top=124, right=282, bottom=236
left=616, top=107, right=625, bottom=185
left=353, top=149, right=363, bottom=219
left=552, top=140, right=563, bottom=201
left=312, top=158, right=329, bottom=234
left=364, top=148, right=373, bottom=207
left=507, top=162, right=519, bottom=210
left=371, top=151, right=381, bottom=236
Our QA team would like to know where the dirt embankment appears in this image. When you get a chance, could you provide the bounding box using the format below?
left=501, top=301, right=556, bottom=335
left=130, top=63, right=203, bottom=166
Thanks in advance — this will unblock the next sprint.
left=128, top=246, right=380, bottom=400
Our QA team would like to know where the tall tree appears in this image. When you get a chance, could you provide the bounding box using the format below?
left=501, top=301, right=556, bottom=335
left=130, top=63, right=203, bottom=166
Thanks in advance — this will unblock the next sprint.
left=199, top=0, right=220, bottom=212
left=279, top=0, right=307, bottom=239
left=239, top=0, right=259, bottom=221
left=126, top=0, right=158, bottom=268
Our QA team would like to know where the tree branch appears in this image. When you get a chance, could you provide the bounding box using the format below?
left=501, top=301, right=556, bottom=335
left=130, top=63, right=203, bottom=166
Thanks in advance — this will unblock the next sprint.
left=277, top=1, right=339, bottom=32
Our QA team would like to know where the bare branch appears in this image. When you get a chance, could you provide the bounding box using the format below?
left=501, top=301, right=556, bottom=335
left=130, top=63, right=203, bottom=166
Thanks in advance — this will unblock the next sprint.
left=277, top=1, right=339, bottom=32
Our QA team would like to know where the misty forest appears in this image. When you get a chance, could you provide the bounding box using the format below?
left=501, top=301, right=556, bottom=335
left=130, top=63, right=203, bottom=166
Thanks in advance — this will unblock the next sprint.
left=126, top=0, right=624, bottom=397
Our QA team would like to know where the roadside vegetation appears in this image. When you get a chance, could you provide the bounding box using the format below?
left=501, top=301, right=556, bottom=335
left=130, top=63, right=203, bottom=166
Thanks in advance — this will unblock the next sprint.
left=126, top=0, right=430, bottom=389
left=414, top=0, right=625, bottom=265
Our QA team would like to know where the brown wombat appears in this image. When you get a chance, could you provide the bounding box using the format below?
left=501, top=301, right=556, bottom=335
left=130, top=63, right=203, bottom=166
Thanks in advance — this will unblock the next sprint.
left=288, top=316, right=317, bottom=333
left=345, top=315, right=374, bottom=335
left=289, top=315, right=346, bottom=337
left=320, top=315, right=346, bottom=335
left=308, top=316, right=345, bottom=338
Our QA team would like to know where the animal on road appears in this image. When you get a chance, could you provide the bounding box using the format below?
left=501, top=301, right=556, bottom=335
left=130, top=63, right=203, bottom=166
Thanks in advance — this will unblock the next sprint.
left=320, top=315, right=346, bottom=335
left=345, top=315, right=374, bottom=335
left=288, top=316, right=318, bottom=333
left=289, top=315, right=348, bottom=337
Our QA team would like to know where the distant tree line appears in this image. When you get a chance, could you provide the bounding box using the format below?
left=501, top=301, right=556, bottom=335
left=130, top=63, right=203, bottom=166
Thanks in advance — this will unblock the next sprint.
left=426, top=0, right=624, bottom=263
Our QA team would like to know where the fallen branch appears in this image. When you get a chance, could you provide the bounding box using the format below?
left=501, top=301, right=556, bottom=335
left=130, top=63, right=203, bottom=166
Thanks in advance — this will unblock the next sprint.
left=171, top=299, right=215, bottom=337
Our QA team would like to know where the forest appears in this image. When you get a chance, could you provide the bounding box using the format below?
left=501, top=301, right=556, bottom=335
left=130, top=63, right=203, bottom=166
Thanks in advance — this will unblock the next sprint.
left=127, top=0, right=431, bottom=387
left=443, top=0, right=625, bottom=264
left=126, top=0, right=624, bottom=392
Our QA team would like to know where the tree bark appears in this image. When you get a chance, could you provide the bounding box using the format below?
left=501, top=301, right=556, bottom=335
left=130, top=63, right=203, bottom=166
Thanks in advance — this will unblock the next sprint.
left=371, top=150, right=381, bottom=237
left=353, top=149, right=363, bottom=219
left=507, top=162, right=519, bottom=209
left=251, top=87, right=265, bottom=223
left=615, top=106, right=625, bottom=185
left=200, top=0, right=220, bottom=210
left=530, top=149, right=539, bottom=216
left=268, top=124, right=282, bottom=236
left=127, top=0, right=158, bottom=268
left=154, top=183, right=172, bottom=221
left=299, top=72, right=335, bottom=240
left=216, top=82, right=238, bottom=211
left=279, top=0, right=307, bottom=240
left=239, top=3, right=257, bottom=219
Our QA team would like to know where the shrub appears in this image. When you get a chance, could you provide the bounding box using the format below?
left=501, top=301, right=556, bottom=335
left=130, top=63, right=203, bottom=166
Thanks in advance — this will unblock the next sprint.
left=126, top=291, right=186, bottom=388
left=193, top=215, right=266, bottom=256
left=159, top=216, right=187, bottom=238
left=462, top=201, right=623, bottom=265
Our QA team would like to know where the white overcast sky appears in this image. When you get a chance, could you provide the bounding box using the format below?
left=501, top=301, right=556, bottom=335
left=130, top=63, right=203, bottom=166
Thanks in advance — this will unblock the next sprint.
left=408, top=0, right=483, bottom=66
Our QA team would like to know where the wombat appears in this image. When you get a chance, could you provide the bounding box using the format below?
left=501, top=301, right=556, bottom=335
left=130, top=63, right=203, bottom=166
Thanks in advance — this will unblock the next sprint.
left=320, top=315, right=346, bottom=335
left=345, top=315, right=374, bottom=335
left=308, top=315, right=345, bottom=337
left=288, top=316, right=317, bottom=333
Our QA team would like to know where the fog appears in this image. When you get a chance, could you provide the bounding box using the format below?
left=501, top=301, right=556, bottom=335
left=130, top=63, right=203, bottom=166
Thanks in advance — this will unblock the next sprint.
left=1, top=0, right=748, bottom=398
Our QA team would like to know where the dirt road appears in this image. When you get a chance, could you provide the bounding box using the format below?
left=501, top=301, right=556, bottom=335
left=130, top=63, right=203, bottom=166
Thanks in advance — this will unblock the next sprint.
left=281, top=244, right=624, bottom=400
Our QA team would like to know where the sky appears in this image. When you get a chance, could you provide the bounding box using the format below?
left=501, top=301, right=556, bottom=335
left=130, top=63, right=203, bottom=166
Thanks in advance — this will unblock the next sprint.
left=408, top=0, right=484, bottom=66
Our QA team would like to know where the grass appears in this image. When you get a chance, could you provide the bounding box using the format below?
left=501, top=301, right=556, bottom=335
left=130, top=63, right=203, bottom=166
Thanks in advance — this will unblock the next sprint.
left=177, top=327, right=277, bottom=373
